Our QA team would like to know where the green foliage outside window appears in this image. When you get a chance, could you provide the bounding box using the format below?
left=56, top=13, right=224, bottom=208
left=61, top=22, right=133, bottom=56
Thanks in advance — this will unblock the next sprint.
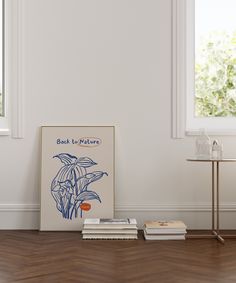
left=195, top=32, right=236, bottom=117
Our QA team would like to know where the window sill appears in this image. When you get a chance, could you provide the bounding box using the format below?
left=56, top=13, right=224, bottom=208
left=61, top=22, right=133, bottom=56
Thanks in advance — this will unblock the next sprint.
left=186, top=130, right=236, bottom=136
left=0, top=129, right=10, bottom=136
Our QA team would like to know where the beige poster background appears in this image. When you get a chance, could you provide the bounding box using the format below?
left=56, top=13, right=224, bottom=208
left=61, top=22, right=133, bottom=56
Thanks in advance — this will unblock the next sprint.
left=40, top=126, right=114, bottom=230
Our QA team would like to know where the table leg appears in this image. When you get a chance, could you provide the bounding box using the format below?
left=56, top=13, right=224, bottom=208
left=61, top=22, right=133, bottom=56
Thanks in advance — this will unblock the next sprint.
left=212, top=162, right=215, bottom=231
left=217, top=161, right=219, bottom=234
left=212, top=230, right=225, bottom=243
left=216, top=161, right=225, bottom=244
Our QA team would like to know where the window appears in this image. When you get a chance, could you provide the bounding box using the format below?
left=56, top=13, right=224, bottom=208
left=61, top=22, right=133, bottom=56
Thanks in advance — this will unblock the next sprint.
left=172, top=0, right=236, bottom=138
left=0, top=0, right=24, bottom=137
left=0, top=0, right=8, bottom=134
left=195, top=0, right=236, bottom=118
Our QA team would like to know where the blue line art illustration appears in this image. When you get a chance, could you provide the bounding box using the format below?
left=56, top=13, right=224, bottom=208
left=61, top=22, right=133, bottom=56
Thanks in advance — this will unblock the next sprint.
left=51, top=153, right=108, bottom=220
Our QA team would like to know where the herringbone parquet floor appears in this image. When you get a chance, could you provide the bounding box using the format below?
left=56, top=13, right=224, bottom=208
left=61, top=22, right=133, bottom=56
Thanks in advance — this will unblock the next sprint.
left=0, top=231, right=236, bottom=283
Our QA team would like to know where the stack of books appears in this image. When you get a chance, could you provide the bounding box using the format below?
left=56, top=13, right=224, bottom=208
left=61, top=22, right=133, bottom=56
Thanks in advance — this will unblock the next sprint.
left=143, top=220, right=187, bottom=240
left=82, top=218, right=138, bottom=240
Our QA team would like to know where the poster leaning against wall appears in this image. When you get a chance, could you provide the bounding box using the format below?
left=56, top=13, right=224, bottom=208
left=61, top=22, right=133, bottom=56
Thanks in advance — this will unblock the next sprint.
left=40, top=126, right=114, bottom=231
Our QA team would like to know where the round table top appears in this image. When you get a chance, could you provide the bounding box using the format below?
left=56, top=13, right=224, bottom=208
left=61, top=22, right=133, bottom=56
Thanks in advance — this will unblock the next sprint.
left=187, top=158, right=236, bottom=162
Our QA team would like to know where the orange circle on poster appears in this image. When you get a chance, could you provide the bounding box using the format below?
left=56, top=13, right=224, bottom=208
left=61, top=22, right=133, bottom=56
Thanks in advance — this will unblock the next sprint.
left=80, top=203, right=91, bottom=211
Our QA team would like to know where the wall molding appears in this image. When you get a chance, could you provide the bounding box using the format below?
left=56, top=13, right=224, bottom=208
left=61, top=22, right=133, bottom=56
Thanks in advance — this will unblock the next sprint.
left=0, top=204, right=39, bottom=212
left=115, top=203, right=236, bottom=212
left=6, top=0, right=24, bottom=138
left=171, top=0, right=186, bottom=139
left=1, top=203, right=236, bottom=213
left=0, top=203, right=236, bottom=229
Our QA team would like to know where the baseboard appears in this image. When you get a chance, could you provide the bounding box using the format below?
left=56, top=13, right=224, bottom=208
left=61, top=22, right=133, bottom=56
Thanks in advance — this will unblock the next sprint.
left=0, top=203, right=236, bottom=229
left=0, top=204, right=40, bottom=229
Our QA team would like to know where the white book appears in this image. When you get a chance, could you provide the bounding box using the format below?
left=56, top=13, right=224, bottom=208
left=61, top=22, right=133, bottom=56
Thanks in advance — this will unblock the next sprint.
left=144, top=220, right=187, bottom=230
left=144, top=231, right=186, bottom=240
left=83, top=224, right=138, bottom=230
left=144, top=228, right=186, bottom=234
left=83, top=218, right=138, bottom=229
left=84, top=218, right=137, bottom=225
left=144, top=220, right=187, bottom=229
left=83, top=234, right=138, bottom=240
left=82, top=229, right=138, bottom=234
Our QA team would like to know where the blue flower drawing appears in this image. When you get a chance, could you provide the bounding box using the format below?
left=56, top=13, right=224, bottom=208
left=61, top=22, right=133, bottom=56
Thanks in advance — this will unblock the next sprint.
left=51, top=153, right=108, bottom=219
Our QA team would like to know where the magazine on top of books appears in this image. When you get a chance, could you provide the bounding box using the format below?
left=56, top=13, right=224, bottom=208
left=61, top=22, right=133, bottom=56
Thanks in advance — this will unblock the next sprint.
left=100, top=219, right=130, bottom=224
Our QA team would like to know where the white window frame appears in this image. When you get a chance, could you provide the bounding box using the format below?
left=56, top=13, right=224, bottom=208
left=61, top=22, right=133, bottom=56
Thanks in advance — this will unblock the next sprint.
left=172, top=0, right=236, bottom=138
left=0, top=0, right=8, bottom=134
left=0, top=0, right=24, bottom=138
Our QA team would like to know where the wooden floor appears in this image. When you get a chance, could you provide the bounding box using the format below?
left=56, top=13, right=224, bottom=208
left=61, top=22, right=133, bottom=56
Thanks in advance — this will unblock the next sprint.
left=0, top=231, right=236, bottom=283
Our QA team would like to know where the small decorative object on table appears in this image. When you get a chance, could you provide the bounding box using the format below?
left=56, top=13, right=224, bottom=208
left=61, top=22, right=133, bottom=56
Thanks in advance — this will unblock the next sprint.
left=212, top=140, right=223, bottom=160
left=195, top=128, right=211, bottom=159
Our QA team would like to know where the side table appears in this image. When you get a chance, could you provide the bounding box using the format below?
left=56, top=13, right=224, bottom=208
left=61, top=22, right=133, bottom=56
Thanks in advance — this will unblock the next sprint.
left=187, top=158, right=236, bottom=244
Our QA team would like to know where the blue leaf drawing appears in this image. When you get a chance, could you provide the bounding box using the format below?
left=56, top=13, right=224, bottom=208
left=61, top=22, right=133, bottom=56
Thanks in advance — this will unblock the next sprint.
left=75, top=190, right=101, bottom=203
left=77, top=171, right=108, bottom=192
left=77, top=157, right=97, bottom=168
left=50, top=153, right=108, bottom=220
left=53, top=153, right=78, bottom=165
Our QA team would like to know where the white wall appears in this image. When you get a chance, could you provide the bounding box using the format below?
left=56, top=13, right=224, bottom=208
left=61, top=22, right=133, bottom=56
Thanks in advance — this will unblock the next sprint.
left=1, top=0, right=236, bottom=229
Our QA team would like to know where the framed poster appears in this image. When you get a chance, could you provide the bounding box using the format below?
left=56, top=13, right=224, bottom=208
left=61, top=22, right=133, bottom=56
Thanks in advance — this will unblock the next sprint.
left=40, top=126, right=114, bottom=231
